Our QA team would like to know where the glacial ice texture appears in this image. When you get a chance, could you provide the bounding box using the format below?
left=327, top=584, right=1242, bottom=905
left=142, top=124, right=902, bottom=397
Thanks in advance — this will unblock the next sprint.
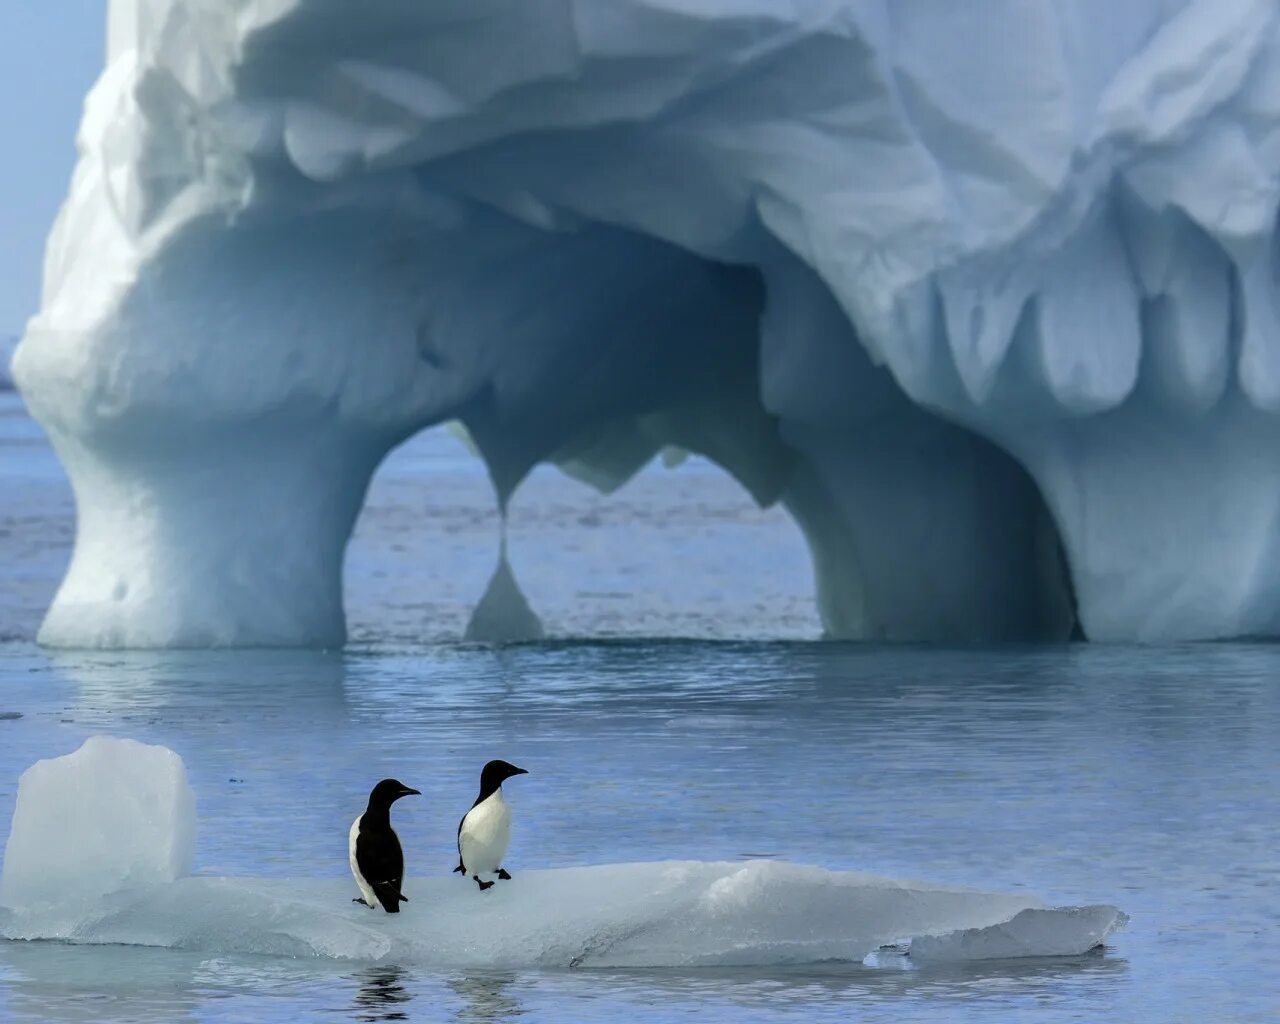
left=0, top=736, right=195, bottom=908
left=15, top=0, right=1280, bottom=645
left=0, top=738, right=1126, bottom=967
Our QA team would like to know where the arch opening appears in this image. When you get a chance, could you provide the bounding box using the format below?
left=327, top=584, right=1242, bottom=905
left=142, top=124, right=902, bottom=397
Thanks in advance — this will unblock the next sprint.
left=341, top=228, right=1078, bottom=646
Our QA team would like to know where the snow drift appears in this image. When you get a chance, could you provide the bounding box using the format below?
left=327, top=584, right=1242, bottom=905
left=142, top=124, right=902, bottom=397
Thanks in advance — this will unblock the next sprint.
left=14, top=0, right=1280, bottom=645
left=0, top=738, right=1126, bottom=967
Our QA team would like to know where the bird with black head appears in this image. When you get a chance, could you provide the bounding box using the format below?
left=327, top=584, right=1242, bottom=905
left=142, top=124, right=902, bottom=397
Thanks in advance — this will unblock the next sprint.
left=350, top=778, right=420, bottom=912
left=454, top=760, right=528, bottom=891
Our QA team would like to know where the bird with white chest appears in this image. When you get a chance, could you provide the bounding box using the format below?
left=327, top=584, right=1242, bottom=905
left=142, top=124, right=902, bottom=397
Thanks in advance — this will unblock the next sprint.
left=349, top=778, right=420, bottom=912
left=454, top=759, right=528, bottom=891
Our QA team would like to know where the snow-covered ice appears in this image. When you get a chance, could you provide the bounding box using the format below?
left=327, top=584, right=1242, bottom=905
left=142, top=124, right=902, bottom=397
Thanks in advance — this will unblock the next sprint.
left=0, top=738, right=1125, bottom=967
left=17, top=0, right=1280, bottom=645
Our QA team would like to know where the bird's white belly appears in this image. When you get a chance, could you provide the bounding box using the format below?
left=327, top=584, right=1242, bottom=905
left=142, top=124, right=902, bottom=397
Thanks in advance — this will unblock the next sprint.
left=459, top=792, right=512, bottom=875
left=348, top=816, right=377, bottom=907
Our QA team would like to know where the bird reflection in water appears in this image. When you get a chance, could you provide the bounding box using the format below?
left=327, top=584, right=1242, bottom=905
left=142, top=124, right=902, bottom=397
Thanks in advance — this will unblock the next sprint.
left=353, top=965, right=412, bottom=1022
left=450, top=973, right=525, bottom=1023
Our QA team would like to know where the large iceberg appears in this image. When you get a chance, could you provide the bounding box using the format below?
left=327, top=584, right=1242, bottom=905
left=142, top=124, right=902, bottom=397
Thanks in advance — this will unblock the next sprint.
left=13, top=0, right=1280, bottom=645
left=0, top=738, right=1126, bottom=966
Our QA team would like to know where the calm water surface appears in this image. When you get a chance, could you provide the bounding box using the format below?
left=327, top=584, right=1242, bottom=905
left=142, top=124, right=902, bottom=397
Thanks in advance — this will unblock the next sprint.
left=1, top=392, right=1277, bottom=1022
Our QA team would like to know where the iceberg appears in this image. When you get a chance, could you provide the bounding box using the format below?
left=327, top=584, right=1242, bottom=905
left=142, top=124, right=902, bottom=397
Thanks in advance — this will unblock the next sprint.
left=15, top=0, right=1280, bottom=645
left=0, top=738, right=1125, bottom=967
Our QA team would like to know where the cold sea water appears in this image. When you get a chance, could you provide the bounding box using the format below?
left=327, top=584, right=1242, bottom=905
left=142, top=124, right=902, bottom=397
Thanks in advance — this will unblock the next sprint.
left=0, top=389, right=1276, bottom=1022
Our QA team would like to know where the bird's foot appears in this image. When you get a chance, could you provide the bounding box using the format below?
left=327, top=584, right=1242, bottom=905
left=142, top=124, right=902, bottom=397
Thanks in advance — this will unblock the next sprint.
left=453, top=862, right=465, bottom=874
left=474, top=876, right=495, bottom=891
left=352, top=897, right=370, bottom=907
left=497, top=868, right=512, bottom=880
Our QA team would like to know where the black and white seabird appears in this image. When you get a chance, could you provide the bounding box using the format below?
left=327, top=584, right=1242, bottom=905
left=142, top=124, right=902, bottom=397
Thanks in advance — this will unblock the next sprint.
left=453, top=760, right=528, bottom=891
left=350, top=778, right=420, bottom=912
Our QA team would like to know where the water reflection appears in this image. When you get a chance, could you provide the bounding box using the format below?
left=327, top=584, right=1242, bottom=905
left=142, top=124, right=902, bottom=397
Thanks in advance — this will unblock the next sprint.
left=46, top=648, right=350, bottom=722
left=0, top=638, right=1273, bottom=1022
left=0, top=942, right=201, bottom=1024
left=449, top=972, right=525, bottom=1023
left=556, top=951, right=1128, bottom=1011
left=352, top=965, right=412, bottom=1022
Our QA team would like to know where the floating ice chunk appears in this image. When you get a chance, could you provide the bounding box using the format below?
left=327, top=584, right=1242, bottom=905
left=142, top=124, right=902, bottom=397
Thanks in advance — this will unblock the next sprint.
left=0, top=864, right=1126, bottom=969
left=0, top=742, right=1125, bottom=967
left=0, top=736, right=195, bottom=909
left=910, top=905, right=1129, bottom=962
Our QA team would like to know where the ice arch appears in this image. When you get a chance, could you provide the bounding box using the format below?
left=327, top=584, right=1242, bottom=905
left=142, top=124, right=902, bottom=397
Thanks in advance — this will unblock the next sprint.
left=13, top=0, right=1280, bottom=646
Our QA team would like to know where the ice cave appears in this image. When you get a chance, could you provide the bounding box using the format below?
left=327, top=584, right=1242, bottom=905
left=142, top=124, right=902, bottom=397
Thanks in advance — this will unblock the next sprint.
left=13, top=0, right=1280, bottom=647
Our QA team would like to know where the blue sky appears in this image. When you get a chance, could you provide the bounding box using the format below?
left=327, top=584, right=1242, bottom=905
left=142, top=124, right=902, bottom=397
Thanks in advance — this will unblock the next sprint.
left=1, top=3, right=104, bottom=335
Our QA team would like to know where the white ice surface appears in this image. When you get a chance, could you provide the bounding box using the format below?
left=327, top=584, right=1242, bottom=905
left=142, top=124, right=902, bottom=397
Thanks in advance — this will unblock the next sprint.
left=20, top=1, right=1280, bottom=645
left=0, top=862, right=1125, bottom=968
left=0, top=737, right=195, bottom=908
left=909, top=905, right=1129, bottom=963
left=0, top=738, right=1125, bottom=967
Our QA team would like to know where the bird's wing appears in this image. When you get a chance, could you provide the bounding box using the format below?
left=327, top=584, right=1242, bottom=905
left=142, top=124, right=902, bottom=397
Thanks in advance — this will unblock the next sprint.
left=457, top=791, right=485, bottom=845
left=374, top=880, right=408, bottom=904
left=455, top=812, right=467, bottom=868
left=355, top=829, right=405, bottom=902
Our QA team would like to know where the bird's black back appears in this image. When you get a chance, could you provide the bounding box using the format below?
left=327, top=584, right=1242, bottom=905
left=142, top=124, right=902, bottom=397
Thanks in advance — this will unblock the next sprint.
left=356, top=814, right=406, bottom=913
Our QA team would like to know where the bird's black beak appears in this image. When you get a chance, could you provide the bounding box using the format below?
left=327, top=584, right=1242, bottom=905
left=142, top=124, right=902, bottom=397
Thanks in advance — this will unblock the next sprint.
left=511, top=767, right=529, bottom=776
left=399, top=787, right=421, bottom=797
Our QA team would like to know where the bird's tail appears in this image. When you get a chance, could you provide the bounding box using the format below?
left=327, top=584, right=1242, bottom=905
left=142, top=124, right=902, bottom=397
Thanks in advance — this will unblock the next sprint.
left=373, top=881, right=407, bottom=911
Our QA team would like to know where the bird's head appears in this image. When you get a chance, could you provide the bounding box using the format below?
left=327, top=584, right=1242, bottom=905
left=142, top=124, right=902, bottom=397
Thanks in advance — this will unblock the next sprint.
left=480, top=759, right=529, bottom=792
left=368, top=778, right=421, bottom=808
